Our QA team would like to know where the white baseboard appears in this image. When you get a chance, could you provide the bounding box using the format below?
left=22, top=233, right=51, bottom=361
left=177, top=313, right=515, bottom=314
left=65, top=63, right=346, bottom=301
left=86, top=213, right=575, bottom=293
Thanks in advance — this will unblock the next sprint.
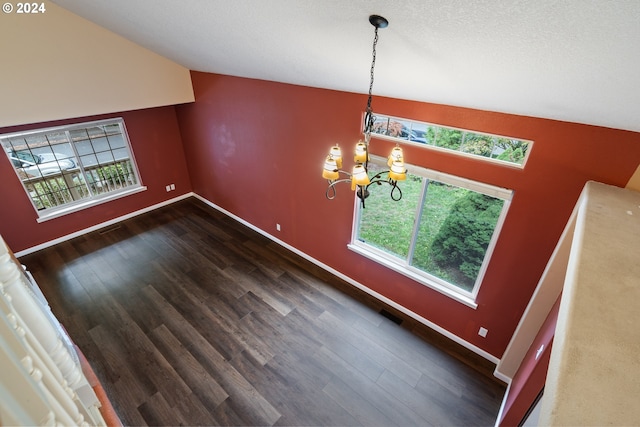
left=193, top=194, right=503, bottom=367
left=494, top=381, right=511, bottom=427
left=493, top=369, right=512, bottom=384
left=14, top=193, right=194, bottom=258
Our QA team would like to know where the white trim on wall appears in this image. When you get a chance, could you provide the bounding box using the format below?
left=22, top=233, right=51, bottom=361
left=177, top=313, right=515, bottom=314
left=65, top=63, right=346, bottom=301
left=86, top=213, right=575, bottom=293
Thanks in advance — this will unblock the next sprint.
left=14, top=193, right=193, bottom=258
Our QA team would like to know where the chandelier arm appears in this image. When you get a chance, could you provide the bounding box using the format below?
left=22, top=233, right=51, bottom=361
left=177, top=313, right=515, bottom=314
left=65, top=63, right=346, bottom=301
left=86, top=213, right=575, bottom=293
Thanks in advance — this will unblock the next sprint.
left=367, top=170, right=389, bottom=183
left=326, top=184, right=337, bottom=200
left=389, top=181, right=403, bottom=201
left=365, top=174, right=403, bottom=202
left=325, top=177, right=353, bottom=200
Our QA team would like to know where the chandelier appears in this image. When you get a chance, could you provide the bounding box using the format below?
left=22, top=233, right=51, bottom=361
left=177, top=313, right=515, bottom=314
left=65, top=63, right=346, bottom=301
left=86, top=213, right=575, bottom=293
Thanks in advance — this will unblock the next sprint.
left=322, top=15, right=406, bottom=208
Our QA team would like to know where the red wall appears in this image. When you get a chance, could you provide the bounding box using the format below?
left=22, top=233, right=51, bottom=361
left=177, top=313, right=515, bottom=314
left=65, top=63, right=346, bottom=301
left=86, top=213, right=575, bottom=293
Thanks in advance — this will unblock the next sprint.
left=498, top=296, right=559, bottom=425
left=0, top=106, right=192, bottom=252
left=176, top=71, right=640, bottom=358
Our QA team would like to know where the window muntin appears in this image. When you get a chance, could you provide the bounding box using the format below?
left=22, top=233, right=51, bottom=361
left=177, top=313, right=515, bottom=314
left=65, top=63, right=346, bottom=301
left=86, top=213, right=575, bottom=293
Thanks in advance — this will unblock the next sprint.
left=1, top=118, right=143, bottom=219
left=371, top=114, right=532, bottom=167
left=350, top=158, right=512, bottom=305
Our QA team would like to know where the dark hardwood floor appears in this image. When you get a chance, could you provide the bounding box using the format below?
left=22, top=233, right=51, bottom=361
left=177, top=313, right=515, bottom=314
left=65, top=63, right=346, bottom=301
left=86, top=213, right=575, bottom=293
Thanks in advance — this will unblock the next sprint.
left=20, top=198, right=505, bottom=426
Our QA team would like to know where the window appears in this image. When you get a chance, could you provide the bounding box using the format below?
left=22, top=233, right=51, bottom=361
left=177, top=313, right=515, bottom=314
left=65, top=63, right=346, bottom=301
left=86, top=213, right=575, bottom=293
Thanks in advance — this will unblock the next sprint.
left=371, top=114, right=532, bottom=167
left=349, top=158, right=512, bottom=307
left=1, top=118, right=144, bottom=221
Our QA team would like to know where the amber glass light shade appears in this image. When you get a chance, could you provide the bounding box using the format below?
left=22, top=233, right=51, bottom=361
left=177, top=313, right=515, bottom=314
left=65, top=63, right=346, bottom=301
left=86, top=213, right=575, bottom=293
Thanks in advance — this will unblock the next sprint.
left=351, top=164, right=370, bottom=190
left=322, top=156, right=339, bottom=180
left=387, top=146, right=404, bottom=167
left=354, top=142, right=368, bottom=163
left=329, top=145, right=343, bottom=169
left=388, top=161, right=407, bottom=181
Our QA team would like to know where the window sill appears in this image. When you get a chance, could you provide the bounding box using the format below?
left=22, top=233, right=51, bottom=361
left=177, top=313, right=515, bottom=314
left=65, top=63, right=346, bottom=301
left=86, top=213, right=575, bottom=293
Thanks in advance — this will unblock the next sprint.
left=36, top=186, right=147, bottom=223
left=348, top=243, right=479, bottom=309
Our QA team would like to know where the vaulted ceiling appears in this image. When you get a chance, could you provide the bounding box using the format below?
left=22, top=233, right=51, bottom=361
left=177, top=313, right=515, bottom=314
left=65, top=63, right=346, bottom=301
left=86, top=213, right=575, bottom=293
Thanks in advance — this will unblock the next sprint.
left=52, top=0, right=640, bottom=132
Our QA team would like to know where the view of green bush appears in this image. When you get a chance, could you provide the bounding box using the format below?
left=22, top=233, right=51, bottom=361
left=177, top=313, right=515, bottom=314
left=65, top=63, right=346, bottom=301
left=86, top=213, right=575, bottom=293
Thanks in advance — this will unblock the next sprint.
left=410, top=183, right=474, bottom=288
left=96, top=163, right=131, bottom=187
left=425, top=127, right=527, bottom=165
left=357, top=165, right=504, bottom=292
left=370, top=114, right=529, bottom=166
left=430, top=192, right=503, bottom=289
left=428, top=127, right=463, bottom=151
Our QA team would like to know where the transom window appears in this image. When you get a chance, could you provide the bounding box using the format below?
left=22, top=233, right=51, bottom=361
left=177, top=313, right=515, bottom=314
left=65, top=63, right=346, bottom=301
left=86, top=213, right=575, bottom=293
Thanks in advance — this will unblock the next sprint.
left=371, top=113, right=532, bottom=167
left=1, top=118, right=144, bottom=221
left=349, top=158, right=512, bottom=307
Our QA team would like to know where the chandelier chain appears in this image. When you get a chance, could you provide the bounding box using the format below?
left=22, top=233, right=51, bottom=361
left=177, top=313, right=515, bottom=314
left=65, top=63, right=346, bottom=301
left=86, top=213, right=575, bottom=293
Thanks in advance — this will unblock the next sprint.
left=364, top=26, right=379, bottom=134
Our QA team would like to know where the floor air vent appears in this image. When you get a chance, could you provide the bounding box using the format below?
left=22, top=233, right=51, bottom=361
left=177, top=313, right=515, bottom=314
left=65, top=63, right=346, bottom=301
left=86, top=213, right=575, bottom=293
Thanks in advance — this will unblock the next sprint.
left=98, top=225, right=121, bottom=235
left=379, top=309, right=403, bottom=325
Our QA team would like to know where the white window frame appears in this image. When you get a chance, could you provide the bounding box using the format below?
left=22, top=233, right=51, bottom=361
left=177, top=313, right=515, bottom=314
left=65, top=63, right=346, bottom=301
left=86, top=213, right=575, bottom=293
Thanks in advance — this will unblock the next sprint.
left=348, top=155, right=513, bottom=308
left=1, top=118, right=146, bottom=222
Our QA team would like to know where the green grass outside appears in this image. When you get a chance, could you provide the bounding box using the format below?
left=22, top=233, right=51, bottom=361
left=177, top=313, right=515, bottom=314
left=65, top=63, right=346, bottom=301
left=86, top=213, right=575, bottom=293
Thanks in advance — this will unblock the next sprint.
left=357, top=165, right=480, bottom=291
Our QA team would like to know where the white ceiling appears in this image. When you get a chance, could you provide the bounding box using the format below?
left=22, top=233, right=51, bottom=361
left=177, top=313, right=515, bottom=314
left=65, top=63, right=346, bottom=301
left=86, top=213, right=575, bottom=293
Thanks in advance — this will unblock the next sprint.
left=52, top=0, right=640, bottom=132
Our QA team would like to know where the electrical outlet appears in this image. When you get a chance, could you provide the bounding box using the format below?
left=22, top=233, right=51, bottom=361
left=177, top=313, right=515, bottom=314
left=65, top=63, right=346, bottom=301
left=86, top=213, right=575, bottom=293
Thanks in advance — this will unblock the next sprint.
left=478, top=327, right=488, bottom=338
left=276, top=223, right=281, bottom=231
left=165, top=185, right=171, bottom=192
left=170, top=184, right=175, bottom=190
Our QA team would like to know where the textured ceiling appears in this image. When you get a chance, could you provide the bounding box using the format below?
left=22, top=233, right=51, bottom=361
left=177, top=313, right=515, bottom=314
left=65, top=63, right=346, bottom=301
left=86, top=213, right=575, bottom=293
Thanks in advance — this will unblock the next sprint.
left=52, top=0, right=640, bottom=132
